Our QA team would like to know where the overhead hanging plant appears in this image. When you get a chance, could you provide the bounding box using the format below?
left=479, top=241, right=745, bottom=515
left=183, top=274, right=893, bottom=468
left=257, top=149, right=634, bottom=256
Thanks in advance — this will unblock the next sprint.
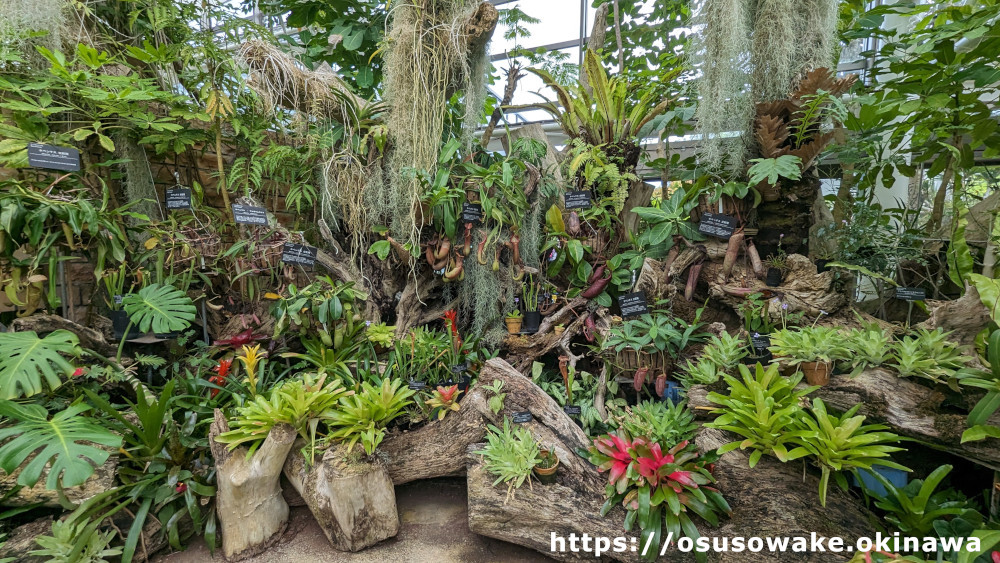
left=692, top=0, right=840, bottom=173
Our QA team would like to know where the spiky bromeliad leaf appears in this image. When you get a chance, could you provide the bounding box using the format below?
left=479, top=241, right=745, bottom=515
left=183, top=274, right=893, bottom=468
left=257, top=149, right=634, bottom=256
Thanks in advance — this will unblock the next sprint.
left=0, top=401, right=122, bottom=488
left=0, top=330, right=81, bottom=400
left=122, top=283, right=196, bottom=334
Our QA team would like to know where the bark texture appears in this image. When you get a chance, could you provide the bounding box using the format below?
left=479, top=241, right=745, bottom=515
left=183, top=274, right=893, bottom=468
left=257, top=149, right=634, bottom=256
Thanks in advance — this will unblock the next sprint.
left=283, top=445, right=399, bottom=552
left=209, top=410, right=297, bottom=561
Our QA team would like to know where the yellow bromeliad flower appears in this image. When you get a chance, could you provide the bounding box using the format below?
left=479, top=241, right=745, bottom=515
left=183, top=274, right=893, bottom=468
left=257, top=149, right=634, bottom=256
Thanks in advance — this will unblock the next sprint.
left=237, top=344, right=266, bottom=395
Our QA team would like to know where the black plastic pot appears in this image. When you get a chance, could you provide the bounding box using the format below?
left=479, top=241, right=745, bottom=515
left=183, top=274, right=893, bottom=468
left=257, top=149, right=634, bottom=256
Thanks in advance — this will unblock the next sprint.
left=815, top=259, right=831, bottom=273
left=742, top=349, right=773, bottom=366
left=111, top=310, right=136, bottom=340
left=765, top=268, right=782, bottom=287
left=523, top=311, right=542, bottom=334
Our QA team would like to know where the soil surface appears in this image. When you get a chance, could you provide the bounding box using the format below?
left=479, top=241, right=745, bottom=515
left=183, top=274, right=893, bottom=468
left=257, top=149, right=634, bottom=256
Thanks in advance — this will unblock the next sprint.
left=154, top=477, right=552, bottom=562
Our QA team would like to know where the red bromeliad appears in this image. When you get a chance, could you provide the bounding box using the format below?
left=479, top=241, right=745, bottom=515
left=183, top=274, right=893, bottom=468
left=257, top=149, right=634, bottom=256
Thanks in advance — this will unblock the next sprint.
left=208, top=358, right=234, bottom=398
left=586, top=431, right=730, bottom=558
left=213, top=328, right=266, bottom=349
left=591, top=433, right=633, bottom=493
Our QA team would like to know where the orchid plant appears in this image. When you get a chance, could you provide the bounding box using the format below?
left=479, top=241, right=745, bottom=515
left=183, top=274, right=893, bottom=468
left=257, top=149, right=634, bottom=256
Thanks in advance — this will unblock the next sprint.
left=586, top=431, right=730, bottom=561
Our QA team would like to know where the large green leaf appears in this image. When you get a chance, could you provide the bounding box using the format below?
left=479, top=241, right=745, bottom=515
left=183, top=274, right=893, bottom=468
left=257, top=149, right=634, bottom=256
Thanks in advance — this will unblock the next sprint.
left=969, top=273, right=1000, bottom=324
left=947, top=209, right=974, bottom=290
left=0, top=401, right=122, bottom=488
left=0, top=330, right=80, bottom=400
left=122, top=283, right=196, bottom=334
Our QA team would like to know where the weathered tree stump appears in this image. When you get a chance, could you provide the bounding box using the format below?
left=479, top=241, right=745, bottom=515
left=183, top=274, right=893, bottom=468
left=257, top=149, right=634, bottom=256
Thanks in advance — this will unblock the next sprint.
left=209, top=410, right=297, bottom=561
left=283, top=445, right=400, bottom=552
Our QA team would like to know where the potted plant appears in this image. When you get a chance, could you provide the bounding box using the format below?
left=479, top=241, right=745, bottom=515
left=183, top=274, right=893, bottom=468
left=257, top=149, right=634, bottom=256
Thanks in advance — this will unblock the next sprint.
left=505, top=310, right=523, bottom=334
left=534, top=447, right=560, bottom=485
left=764, top=236, right=788, bottom=287
left=769, top=326, right=850, bottom=386
left=738, top=293, right=774, bottom=365
left=365, top=322, right=396, bottom=353
left=522, top=277, right=542, bottom=334
left=764, top=254, right=786, bottom=286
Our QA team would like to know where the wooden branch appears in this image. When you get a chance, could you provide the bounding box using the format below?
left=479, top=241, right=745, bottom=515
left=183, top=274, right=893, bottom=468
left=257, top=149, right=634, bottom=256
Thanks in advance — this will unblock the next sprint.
left=10, top=314, right=115, bottom=356
left=209, top=410, right=297, bottom=561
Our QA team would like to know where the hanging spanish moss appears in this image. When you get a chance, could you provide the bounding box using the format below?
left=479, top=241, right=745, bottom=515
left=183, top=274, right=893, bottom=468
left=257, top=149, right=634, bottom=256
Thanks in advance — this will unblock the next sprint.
left=792, top=0, right=840, bottom=79
left=460, top=45, right=490, bottom=151
left=749, top=0, right=798, bottom=103
left=458, top=230, right=512, bottom=346
left=117, top=133, right=163, bottom=227
left=692, top=0, right=753, bottom=173
left=383, top=0, right=478, bottom=252
left=0, top=0, right=65, bottom=65
left=694, top=0, right=840, bottom=174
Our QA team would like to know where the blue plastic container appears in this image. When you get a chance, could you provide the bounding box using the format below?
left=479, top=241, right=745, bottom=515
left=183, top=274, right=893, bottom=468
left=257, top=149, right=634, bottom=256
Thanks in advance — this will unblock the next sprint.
left=854, top=466, right=908, bottom=496
left=661, top=381, right=684, bottom=405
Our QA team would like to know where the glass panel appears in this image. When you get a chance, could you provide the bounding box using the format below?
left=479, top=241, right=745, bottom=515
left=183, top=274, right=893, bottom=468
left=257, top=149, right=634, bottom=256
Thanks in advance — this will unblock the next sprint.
left=490, top=0, right=583, bottom=56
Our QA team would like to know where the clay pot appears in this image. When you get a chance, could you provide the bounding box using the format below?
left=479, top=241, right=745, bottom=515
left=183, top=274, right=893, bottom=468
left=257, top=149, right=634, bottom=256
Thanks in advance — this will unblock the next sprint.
left=505, top=317, right=523, bottom=334
left=800, top=361, right=832, bottom=386
left=534, top=450, right=559, bottom=484
left=554, top=326, right=566, bottom=336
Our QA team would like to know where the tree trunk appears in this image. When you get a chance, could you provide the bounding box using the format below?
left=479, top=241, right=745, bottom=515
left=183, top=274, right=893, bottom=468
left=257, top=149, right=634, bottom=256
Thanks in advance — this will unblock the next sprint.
left=753, top=173, right=820, bottom=258
left=283, top=445, right=399, bottom=552
left=209, top=410, right=297, bottom=561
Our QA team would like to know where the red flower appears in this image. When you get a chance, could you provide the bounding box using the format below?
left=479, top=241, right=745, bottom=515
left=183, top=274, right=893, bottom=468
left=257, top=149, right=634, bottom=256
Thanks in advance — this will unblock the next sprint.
left=175, top=482, right=187, bottom=493
left=992, top=551, right=1000, bottom=563
left=209, top=359, right=234, bottom=398
left=72, top=367, right=86, bottom=377
left=441, top=310, right=458, bottom=335
left=593, top=434, right=633, bottom=491
left=441, top=309, right=462, bottom=350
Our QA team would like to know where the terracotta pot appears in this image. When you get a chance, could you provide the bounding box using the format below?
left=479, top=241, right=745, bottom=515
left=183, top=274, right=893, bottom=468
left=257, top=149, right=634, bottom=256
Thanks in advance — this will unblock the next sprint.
left=800, top=361, right=832, bottom=386
left=534, top=449, right=559, bottom=484
left=554, top=326, right=565, bottom=336
left=505, top=317, right=523, bottom=334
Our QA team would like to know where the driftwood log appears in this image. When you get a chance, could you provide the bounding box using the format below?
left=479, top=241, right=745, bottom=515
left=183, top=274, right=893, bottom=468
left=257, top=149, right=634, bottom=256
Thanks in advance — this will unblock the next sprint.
left=687, top=367, right=1000, bottom=471
left=9, top=313, right=116, bottom=356
left=283, top=445, right=399, bottom=551
left=378, top=358, right=874, bottom=561
left=209, top=410, right=297, bottom=561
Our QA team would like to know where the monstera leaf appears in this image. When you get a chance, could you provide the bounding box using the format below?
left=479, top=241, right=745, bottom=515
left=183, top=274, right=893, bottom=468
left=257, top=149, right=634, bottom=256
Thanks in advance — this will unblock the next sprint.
left=122, top=283, right=196, bottom=334
left=0, top=401, right=122, bottom=488
left=0, top=330, right=81, bottom=400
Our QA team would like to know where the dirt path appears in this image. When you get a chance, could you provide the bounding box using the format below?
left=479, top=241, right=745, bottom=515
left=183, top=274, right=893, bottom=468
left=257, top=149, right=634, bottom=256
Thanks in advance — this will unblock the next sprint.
left=154, top=477, right=552, bottom=562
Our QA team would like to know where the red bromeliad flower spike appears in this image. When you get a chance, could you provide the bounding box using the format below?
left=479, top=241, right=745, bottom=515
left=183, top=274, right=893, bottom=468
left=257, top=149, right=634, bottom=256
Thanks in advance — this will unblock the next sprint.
left=208, top=358, right=234, bottom=398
